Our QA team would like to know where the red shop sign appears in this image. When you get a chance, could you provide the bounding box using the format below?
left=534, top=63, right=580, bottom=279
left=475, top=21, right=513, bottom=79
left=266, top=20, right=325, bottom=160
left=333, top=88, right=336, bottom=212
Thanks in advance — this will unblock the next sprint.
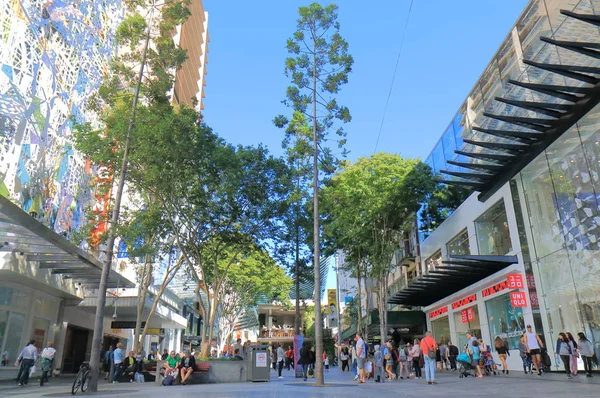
left=429, top=306, right=448, bottom=319
left=482, top=280, right=509, bottom=298
left=507, top=273, right=524, bottom=289
left=510, top=292, right=527, bottom=307
left=451, top=294, right=477, bottom=310
left=529, top=292, right=539, bottom=308
left=461, top=310, right=468, bottom=323
left=467, top=307, right=474, bottom=322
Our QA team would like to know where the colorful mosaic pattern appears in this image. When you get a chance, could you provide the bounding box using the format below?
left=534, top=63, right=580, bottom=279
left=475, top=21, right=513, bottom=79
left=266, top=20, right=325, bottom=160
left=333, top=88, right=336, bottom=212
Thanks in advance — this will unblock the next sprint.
left=0, top=0, right=123, bottom=234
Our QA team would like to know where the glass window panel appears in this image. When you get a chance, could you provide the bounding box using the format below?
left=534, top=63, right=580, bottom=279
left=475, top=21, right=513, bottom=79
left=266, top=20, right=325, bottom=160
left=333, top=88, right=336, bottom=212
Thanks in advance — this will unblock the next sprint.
left=485, top=293, right=525, bottom=350
left=453, top=110, right=465, bottom=150
left=446, top=229, right=470, bottom=256
left=10, top=290, right=30, bottom=312
left=0, top=288, right=12, bottom=306
left=425, top=251, right=442, bottom=272
left=4, top=312, right=25, bottom=363
left=475, top=200, right=513, bottom=255
left=431, top=316, right=450, bottom=344
left=453, top=306, right=481, bottom=350
left=517, top=0, right=552, bottom=61
left=34, top=297, right=57, bottom=318
left=432, top=141, right=445, bottom=174
left=480, top=64, right=504, bottom=113
left=0, top=310, right=8, bottom=358
left=32, top=317, right=50, bottom=350
left=442, top=125, right=456, bottom=166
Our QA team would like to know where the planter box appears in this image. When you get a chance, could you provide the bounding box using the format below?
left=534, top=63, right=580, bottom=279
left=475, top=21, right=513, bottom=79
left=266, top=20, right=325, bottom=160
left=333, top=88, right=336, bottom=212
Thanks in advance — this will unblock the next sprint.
left=154, top=359, right=248, bottom=384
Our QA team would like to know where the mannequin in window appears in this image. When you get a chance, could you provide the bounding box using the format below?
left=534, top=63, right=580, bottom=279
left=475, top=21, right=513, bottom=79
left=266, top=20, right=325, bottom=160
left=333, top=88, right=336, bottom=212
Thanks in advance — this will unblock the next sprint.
left=489, top=227, right=497, bottom=255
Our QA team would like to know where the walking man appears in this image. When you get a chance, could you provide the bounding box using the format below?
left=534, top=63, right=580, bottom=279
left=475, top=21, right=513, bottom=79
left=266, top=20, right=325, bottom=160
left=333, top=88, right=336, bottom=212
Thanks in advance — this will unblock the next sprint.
left=420, top=331, right=438, bottom=385
left=522, top=325, right=545, bottom=376
left=15, top=339, right=37, bottom=386
left=355, top=333, right=367, bottom=383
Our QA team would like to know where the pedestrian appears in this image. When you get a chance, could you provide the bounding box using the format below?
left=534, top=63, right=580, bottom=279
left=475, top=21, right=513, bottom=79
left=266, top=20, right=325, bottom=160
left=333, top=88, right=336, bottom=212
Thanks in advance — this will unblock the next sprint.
left=112, top=343, right=124, bottom=383
left=396, top=343, right=409, bottom=379
left=103, top=345, right=113, bottom=380
left=178, top=351, right=196, bottom=385
left=448, top=341, right=458, bottom=371
left=40, top=342, right=56, bottom=387
left=518, top=332, right=532, bottom=374
left=565, top=332, right=579, bottom=377
left=384, top=341, right=395, bottom=380
left=277, top=344, right=285, bottom=379
left=340, top=347, right=349, bottom=372
left=466, top=331, right=477, bottom=349
left=355, top=332, right=367, bottom=383
left=298, top=342, right=311, bottom=381
left=15, top=339, right=37, bottom=386
left=406, top=342, right=414, bottom=377
left=469, top=340, right=483, bottom=379
left=556, top=332, right=574, bottom=379
left=391, top=343, right=400, bottom=379
left=322, top=351, right=329, bottom=372
left=577, top=332, right=595, bottom=378
left=271, top=346, right=277, bottom=371
left=438, top=339, right=449, bottom=371
left=410, top=339, right=422, bottom=379
left=374, top=345, right=384, bottom=382
left=286, top=346, right=294, bottom=370
left=2, top=350, right=9, bottom=366
left=234, top=338, right=244, bottom=360
left=522, top=325, right=544, bottom=376
left=494, top=336, right=510, bottom=374
left=420, top=331, right=438, bottom=385
left=351, top=341, right=359, bottom=380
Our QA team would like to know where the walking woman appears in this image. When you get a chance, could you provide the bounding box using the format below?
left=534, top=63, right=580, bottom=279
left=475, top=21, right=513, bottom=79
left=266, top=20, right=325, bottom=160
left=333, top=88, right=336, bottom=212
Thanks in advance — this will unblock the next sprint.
left=566, top=332, right=578, bottom=376
left=410, top=338, right=422, bottom=379
left=384, top=342, right=395, bottom=380
left=556, top=332, right=574, bottom=379
left=577, top=332, right=595, bottom=378
left=406, top=342, right=414, bottom=377
left=469, top=340, right=483, bottom=378
left=340, top=347, right=349, bottom=372
left=518, top=332, right=532, bottom=374
left=298, top=342, right=312, bottom=381
left=494, top=336, right=510, bottom=374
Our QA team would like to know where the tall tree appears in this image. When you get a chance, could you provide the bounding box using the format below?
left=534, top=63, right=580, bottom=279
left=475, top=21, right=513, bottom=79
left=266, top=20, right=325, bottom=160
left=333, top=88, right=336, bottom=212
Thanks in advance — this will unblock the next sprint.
left=322, top=154, right=435, bottom=347
left=74, top=0, right=191, bottom=391
left=276, top=3, right=353, bottom=385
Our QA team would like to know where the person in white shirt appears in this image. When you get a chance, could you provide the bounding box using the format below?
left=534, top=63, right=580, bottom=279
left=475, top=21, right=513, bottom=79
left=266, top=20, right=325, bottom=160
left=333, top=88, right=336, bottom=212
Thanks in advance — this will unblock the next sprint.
left=521, top=325, right=544, bottom=376
left=15, top=340, right=38, bottom=386
left=276, top=344, right=286, bottom=379
left=355, top=333, right=367, bottom=383
left=40, top=342, right=56, bottom=386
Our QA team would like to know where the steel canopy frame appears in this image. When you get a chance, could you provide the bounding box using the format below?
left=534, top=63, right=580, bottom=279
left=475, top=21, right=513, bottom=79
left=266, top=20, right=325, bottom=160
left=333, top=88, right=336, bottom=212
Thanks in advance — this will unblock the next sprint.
left=438, top=9, right=600, bottom=202
left=0, top=195, right=133, bottom=289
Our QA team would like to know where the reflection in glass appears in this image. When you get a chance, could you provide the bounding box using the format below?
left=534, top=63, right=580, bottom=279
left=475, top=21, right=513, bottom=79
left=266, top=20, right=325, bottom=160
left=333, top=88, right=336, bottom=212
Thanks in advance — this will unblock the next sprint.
left=446, top=229, right=470, bottom=256
left=431, top=316, right=451, bottom=344
left=475, top=200, right=513, bottom=255
left=485, top=293, right=525, bottom=350
left=453, top=306, right=481, bottom=351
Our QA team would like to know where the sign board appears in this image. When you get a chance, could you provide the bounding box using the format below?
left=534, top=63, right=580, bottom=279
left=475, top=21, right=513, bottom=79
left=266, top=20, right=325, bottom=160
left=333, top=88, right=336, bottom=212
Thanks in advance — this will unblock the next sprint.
left=146, top=328, right=164, bottom=335
left=510, top=292, right=527, bottom=307
left=429, top=306, right=448, bottom=319
left=529, top=291, right=539, bottom=308
left=294, top=334, right=304, bottom=378
left=256, top=352, right=268, bottom=367
left=482, top=280, right=509, bottom=298
left=461, top=310, right=468, bottom=323
left=344, top=296, right=354, bottom=306
left=467, top=307, right=474, bottom=322
left=451, top=294, right=477, bottom=309
left=111, top=321, right=145, bottom=329
left=327, top=289, right=337, bottom=315
left=507, top=273, right=524, bottom=289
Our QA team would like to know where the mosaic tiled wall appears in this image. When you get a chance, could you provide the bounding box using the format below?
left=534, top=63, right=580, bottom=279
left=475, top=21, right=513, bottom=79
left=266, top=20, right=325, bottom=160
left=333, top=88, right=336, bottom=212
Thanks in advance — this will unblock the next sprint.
left=0, top=0, right=123, bottom=234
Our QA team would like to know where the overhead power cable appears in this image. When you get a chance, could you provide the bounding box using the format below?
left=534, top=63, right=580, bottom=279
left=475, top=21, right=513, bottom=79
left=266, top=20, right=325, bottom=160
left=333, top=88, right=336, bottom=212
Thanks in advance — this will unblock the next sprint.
left=373, top=0, right=414, bottom=152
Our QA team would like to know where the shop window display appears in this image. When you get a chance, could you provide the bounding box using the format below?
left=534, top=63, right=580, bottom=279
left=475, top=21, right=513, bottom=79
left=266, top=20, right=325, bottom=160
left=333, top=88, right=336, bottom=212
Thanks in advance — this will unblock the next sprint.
left=446, top=229, right=470, bottom=256
left=425, top=251, right=442, bottom=272
left=485, top=293, right=525, bottom=350
left=453, top=306, right=481, bottom=351
left=475, top=200, right=512, bottom=255
left=431, top=316, right=451, bottom=344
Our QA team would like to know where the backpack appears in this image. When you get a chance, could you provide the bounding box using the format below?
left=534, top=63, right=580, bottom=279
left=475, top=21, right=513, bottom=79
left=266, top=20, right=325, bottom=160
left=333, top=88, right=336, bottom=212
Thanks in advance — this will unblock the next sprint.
left=398, top=348, right=407, bottom=361
left=162, top=375, right=174, bottom=386
left=135, top=372, right=145, bottom=383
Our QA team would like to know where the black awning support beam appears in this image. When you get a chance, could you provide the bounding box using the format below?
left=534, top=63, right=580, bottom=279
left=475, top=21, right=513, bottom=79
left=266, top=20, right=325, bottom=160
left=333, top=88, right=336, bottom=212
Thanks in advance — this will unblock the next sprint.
left=481, top=113, right=555, bottom=131
left=446, top=160, right=504, bottom=172
left=436, top=179, right=484, bottom=189
left=463, top=139, right=530, bottom=152
left=440, top=169, right=493, bottom=182
left=507, top=79, right=583, bottom=102
left=523, top=59, right=600, bottom=84
left=561, top=10, right=600, bottom=27
left=455, top=150, right=515, bottom=164
left=492, top=97, right=567, bottom=119
left=540, top=37, right=600, bottom=60
left=472, top=125, right=544, bottom=142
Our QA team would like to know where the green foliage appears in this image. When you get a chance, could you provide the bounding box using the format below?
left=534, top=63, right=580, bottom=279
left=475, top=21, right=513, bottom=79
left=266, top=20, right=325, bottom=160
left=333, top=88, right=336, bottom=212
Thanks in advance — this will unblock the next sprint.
left=419, top=184, right=471, bottom=234
left=116, top=14, right=147, bottom=49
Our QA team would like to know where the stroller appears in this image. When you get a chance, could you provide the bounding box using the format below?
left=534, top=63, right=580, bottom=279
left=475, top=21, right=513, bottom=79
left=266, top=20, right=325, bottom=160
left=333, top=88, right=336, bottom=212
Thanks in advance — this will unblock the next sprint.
left=456, top=353, right=475, bottom=378
left=481, top=350, right=497, bottom=376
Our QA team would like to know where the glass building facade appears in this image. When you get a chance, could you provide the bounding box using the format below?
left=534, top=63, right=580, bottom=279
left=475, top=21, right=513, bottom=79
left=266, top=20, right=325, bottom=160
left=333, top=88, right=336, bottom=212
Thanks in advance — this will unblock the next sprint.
left=416, top=0, right=600, bottom=360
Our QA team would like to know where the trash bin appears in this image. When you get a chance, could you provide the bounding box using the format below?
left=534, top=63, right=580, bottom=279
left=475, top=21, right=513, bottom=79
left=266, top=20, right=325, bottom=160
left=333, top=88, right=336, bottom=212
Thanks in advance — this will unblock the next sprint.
left=247, top=344, right=270, bottom=382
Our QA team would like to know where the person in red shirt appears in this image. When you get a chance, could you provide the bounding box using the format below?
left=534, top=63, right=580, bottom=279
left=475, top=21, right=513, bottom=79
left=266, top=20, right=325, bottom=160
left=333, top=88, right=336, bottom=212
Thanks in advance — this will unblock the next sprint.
left=285, top=346, right=294, bottom=370
left=420, top=331, right=438, bottom=385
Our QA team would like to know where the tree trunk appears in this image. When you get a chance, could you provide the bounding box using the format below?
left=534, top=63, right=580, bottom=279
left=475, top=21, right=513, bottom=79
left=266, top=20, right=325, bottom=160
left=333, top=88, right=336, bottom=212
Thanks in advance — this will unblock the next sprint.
left=88, top=15, right=153, bottom=392
left=295, top=171, right=301, bottom=335
left=363, top=267, right=371, bottom=341
left=312, top=39, right=324, bottom=386
left=133, top=261, right=152, bottom=352
left=378, top=277, right=388, bottom=347
left=356, top=262, right=363, bottom=336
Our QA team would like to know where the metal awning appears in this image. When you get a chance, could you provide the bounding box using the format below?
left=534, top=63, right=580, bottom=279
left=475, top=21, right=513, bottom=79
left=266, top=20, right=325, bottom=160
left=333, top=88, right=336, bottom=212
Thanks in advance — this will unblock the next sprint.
left=439, top=10, right=600, bottom=202
left=0, top=194, right=133, bottom=288
left=387, top=255, right=517, bottom=307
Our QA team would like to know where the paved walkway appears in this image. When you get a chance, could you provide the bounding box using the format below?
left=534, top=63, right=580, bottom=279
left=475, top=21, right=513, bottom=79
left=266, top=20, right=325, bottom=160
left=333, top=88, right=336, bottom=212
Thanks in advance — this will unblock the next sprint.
left=0, top=367, right=598, bottom=397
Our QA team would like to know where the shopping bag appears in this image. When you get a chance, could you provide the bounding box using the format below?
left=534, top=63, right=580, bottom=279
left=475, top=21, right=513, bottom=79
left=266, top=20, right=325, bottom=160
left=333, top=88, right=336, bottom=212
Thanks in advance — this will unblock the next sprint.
left=29, top=365, right=36, bottom=376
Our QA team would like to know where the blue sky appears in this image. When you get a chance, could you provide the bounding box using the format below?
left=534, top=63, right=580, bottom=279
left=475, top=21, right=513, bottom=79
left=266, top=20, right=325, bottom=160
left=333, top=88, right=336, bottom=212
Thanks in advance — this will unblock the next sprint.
left=200, top=0, right=529, bottom=290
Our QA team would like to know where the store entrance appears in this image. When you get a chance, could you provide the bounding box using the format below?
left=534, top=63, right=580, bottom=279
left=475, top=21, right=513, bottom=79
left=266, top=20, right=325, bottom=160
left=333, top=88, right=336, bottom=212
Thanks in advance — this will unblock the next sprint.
left=454, top=305, right=482, bottom=351
left=431, top=316, right=451, bottom=344
left=62, top=325, right=90, bottom=373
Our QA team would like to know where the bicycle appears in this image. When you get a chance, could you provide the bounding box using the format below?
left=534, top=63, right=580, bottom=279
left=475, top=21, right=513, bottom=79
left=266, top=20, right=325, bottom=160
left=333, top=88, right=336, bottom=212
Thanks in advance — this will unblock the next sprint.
left=71, top=362, right=91, bottom=395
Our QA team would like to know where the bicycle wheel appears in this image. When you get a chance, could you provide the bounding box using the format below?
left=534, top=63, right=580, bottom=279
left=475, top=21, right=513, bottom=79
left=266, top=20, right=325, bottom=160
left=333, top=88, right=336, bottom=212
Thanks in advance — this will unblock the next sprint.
left=71, top=371, right=83, bottom=395
left=81, top=370, right=90, bottom=392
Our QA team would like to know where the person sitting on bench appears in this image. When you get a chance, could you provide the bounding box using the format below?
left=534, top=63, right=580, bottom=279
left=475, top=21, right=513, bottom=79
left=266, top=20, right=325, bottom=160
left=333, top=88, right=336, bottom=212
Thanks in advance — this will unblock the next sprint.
left=179, top=351, right=197, bottom=385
